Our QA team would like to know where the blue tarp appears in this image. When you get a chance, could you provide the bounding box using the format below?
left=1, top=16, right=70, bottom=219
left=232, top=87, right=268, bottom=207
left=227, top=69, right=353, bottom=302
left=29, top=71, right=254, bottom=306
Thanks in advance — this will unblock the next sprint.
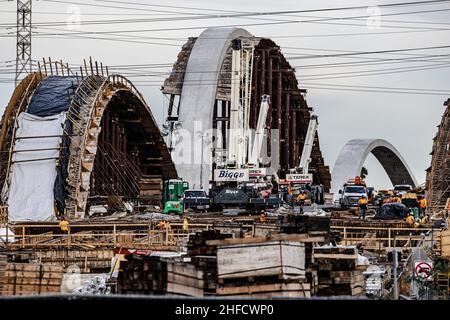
left=27, top=76, right=82, bottom=214
left=27, top=76, right=80, bottom=116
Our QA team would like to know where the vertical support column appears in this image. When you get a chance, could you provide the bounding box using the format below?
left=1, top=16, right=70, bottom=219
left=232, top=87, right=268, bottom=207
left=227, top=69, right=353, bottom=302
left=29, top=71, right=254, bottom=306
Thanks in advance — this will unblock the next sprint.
left=167, top=94, right=175, bottom=117
left=257, top=49, right=267, bottom=162
left=276, top=68, right=283, bottom=173
left=285, top=93, right=290, bottom=170
left=212, top=99, right=218, bottom=170
left=251, top=54, right=259, bottom=130
left=276, top=70, right=282, bottom=130
left=267, top=56, right=273, bottom=158
left=212, top=99, right=218, bottom=130
left=260, top=50, right=266, bottom=96
left=290, top=105, right=297, bottom=168
left=221, top=100, right=227, bottom=153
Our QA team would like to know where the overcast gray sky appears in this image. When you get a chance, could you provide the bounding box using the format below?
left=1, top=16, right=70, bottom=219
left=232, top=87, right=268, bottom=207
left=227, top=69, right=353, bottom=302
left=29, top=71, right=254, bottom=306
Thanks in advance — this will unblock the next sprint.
left=1, top=0, right=449, bottom=189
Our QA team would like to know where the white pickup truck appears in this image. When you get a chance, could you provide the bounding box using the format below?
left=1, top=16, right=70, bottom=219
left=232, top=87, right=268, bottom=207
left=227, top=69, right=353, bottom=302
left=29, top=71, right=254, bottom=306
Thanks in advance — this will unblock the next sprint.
left=339, top=184, right=368, bottom=209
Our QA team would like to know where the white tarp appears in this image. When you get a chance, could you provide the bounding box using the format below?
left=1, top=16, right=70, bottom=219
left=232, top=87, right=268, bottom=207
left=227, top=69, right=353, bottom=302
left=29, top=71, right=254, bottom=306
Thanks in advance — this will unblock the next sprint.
left=7, top=112, right=66, bottom=221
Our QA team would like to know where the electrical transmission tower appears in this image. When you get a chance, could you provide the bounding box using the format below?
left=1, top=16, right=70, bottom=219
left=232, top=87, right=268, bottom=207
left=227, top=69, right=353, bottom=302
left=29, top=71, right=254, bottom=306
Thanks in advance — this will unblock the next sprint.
left=15, top=0, right=32, bottom=85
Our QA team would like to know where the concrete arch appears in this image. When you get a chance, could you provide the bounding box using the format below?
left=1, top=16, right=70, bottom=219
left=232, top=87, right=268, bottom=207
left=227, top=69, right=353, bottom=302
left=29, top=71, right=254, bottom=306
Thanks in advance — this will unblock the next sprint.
left=173, top=27, right=252, bottom=189
left=331, top=139, right=417, bottom=198
left=165, top=28, right=331, bottom=189
left=1, top=70, right=177, bottom=220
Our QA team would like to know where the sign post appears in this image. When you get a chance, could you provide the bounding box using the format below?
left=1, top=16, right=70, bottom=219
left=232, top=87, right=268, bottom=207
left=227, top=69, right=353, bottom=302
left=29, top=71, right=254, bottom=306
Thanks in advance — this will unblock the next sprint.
left=414, top=261, right=433, bottom=281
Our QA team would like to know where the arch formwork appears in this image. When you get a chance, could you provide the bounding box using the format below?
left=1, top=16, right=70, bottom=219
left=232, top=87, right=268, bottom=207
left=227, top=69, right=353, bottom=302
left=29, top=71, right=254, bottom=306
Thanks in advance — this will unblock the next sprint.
left=162, top=27, right=331, bottom=190
left=426, top=98, right=450, bottom=214
left=0, top=60, right=177, bottom=220
left=331, top=139, right=417, bottom=199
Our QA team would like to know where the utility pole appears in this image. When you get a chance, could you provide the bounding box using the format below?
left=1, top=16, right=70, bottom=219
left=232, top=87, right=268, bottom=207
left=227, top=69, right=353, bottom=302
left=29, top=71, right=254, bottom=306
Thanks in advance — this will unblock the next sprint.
left=15, top=0, right=32, bottom=85
left=393, top=247, right=399, bottom=300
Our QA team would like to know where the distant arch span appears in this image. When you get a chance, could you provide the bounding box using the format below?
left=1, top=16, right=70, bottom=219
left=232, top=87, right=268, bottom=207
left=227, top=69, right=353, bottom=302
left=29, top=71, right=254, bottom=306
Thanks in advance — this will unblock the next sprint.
left=331, top=139, right=417, bottom=198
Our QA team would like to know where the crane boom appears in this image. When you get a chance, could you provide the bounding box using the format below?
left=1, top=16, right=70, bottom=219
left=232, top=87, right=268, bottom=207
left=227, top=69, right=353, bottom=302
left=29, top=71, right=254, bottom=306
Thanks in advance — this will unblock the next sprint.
left=227, top=39, right=242, bottom=167
left=298, top=115, right=318, bottom=174
left=249, top=95, right=270, bottom=166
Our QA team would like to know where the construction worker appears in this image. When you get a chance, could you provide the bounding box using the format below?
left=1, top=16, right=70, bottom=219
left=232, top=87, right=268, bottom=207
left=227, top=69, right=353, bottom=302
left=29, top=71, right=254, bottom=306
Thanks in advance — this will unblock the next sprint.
left=182, top=217, right=189, bottom=231
left=296, top=191, right=307, bottom=214
left=58, top=216, right=70, bottom=234
left=358, top=196, right=368, bottom=220
left=393, top=193, right=402, bottom=203
left=157, top=220, right=167, bottom=230
left=406, top=213, right=415, bottom=226
left=418, top=196, right=428, bottom=216
left=259, top=211, right=266, bottom=223
left=419, top=215, right=429, bottom=225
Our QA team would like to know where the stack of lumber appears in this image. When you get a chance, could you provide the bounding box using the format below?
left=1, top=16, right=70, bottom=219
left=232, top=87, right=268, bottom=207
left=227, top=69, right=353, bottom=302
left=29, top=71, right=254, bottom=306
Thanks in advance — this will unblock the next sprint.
left=191, top=255, right=217, bottom=295
left=278, top=215, right=333, bottom=242
left=208, top=234, right=315, bottom=298
left=166, top=261, right=205, bottom=297
left=312, top=245, right=364, bottom=296
left=187, top=230, right=232, bottom=256
left=0, top=253, right=6, bottom=293
left=330, top=270, right=365, bottom=296
left=181, top=230, right=231, bottom=296
left=440, top=228, right=450, bottom=259
left=166, top=256, right=218, bottom=297
left=277, top=215, right=334, bottom=296
left=116, top=254, right=167, bottom=295
left=139, top=176, right=162, bottom=205
left=0, top=263, right=63, bottom=296
left=216, top=281, right=311, bottom=298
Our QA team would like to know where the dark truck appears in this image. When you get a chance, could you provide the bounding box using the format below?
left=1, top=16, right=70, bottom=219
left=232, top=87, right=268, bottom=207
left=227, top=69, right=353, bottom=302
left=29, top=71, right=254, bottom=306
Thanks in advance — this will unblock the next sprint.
left=182, top=189, right=210, bottom=212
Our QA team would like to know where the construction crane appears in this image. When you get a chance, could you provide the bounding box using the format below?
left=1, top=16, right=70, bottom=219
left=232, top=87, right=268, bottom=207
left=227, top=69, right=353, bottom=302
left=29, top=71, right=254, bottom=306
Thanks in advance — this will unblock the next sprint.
left=248, top=94, right=270, bottom=167
left=286, top=115, right=318, bottom=184
left=210, top=39, right=280, bottom=210
left=227, top=38, right=253, bottom=168
left=282, top=115, right=325, bottom=204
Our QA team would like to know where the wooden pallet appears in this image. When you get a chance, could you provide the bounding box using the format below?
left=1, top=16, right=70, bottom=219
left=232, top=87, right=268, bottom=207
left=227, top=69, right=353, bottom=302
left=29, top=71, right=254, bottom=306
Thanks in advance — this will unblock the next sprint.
left=0, top=263, right=63, bottom=296
left=216, top=240, right=306, bottom=281
left=116, top=255, right=167, bottom=294
left=217, top=282, right=311, bottom=298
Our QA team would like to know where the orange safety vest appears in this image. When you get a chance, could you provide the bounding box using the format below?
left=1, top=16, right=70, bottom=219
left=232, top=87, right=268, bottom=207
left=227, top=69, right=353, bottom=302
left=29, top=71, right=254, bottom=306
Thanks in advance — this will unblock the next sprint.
left=358, top=198, right=368, bottom=206
left=297, top=193, right=306, bottom=201
left=419, top=199, right=428, bottom=208
left=157, top=221, right=166, bottom=229
left=59, top=220, right=69, bottom=232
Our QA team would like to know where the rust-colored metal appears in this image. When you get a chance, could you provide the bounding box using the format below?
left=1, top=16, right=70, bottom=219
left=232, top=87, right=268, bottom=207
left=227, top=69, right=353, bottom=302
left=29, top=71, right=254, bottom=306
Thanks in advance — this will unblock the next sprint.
left=426, top=98, right=450, bottom=214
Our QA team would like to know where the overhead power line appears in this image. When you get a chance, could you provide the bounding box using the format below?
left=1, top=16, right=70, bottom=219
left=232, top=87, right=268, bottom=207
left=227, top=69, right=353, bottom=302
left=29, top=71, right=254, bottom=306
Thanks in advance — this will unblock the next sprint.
left=2, top=6, right=450, bottom=31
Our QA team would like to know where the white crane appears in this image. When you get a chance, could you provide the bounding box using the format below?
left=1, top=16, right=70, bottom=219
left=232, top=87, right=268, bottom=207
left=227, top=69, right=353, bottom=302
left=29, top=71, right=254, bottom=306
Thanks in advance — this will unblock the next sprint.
left=286, top=115, right=318, bottom=183
left=249, top=94, right=270, bottom=166
left=227, top=38, right=254, bottom=168
left=298, top=115, right=318, bottom=175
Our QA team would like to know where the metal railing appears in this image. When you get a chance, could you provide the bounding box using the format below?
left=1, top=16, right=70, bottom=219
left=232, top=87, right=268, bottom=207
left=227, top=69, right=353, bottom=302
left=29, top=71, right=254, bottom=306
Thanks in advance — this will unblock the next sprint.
left=331, top=225, right=440, bottom=249
left=0, top=222, right=215, bottom=250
